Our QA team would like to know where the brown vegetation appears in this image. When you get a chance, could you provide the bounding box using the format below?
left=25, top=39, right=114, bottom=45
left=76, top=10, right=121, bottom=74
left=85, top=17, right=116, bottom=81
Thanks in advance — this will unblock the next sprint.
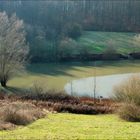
left=114, top=75, right=140, bottom=122
left=0, top=86, right=117, bottom=130
left=0, top=121, right=15, bottom=130
left=117, top=103, right=140, bottom=122
left=114, top=75, right=140, bottom=105
left=0, top=96, right=46, bottom=130
left=21, top=89, right=116, bottom=114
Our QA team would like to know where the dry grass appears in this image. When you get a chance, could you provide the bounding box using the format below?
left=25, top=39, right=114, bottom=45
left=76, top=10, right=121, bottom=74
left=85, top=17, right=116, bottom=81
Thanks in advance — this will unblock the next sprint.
left=0, top=121, right=15, bottom=130
left=0, top=102, right=45, bottom=125
left=22, top=87, right=116, bottom=114
left=118, top=103, right=140, bottom=122
left=0, top=86, right=116, bottom=130
left=114, top=75, right=140, bottom=121
left=114, top=75, right=140, bottom=105
left=22, top=84, right=80, bottom=103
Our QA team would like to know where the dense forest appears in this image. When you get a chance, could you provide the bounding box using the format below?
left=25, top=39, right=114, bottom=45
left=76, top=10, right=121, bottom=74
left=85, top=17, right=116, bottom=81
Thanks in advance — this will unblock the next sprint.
left=0, top=0, right=140, bottom=62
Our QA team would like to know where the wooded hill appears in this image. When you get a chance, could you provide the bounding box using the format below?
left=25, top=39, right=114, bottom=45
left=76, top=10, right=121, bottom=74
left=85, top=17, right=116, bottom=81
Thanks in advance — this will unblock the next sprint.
left=0, top=0, right=140, bottom=62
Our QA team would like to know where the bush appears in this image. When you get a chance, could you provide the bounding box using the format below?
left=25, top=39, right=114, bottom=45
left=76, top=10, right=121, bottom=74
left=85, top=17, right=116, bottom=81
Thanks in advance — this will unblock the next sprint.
left=113, top=75, right=140, bottom=105
left=102, top=46, right=119, bottom=60
left=0, top=102, right=45, bottom=125
left=102, top=40, right=119, bottom=60
left=23, top=85, right=79, bottom=104
left=58, top=38, right=78, bottom=58
left=53, top=102, right=114, bottom=114
left=114, top=75, right=140, bottom=121
left=67, top=23, right=82, bottom=39
left=118, top=103, right=140, bottom=122
left=0, top=121, right=15, bottom=130
left=17, top=84, right=114, bottom=115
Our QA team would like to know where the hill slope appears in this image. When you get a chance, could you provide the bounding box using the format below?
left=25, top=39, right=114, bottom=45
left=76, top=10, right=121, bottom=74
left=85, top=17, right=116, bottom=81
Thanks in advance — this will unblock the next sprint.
left=77, top=31, right=139, bottom=54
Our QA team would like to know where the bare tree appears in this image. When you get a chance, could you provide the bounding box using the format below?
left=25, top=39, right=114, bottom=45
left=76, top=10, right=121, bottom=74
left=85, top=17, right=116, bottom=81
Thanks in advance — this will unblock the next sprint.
left=0, top=12, right=29, bottom=87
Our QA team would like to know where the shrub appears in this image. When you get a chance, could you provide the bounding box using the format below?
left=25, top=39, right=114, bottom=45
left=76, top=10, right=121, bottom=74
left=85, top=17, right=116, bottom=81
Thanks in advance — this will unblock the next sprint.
left=0, top=93, right=5, bottom=100
left=117, top=103, right=140, bottom=122
left=23, top=86, right=79, bottom=104
left=67, top=23, right=82, bottom=39
left=21, top=85, right=114, bottom=114
left=102, top=40, right=119, bottom=60
left=0, top=102, right=45, bottom=125
left=53, top=103, right=114, bottom=114
left=114, top=75, right=140, bottom=121
left=0, top=121, right=15, bottom=130
left=113, top=75, right=140, bottom=105
left=102, top=46, right=119, bottom=60
left=58, top=38, right=78, bottom=58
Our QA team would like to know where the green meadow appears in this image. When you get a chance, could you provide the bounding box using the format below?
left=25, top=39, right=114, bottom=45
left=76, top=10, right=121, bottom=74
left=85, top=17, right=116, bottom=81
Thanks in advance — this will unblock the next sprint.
left=78, top=31, right=139, bottom=54
left=0, top=113, right=140, bottom=140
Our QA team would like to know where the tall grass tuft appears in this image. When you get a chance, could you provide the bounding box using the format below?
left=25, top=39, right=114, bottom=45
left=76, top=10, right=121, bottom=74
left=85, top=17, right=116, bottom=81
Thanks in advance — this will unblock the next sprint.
left=0, top=102, right=45, bottom=125
left=118, top=103, right=140, bottom=122
left=114, top=75, right=140, bottom=121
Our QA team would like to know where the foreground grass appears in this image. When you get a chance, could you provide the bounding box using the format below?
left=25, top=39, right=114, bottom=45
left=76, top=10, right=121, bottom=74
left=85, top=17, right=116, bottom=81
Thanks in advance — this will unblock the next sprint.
left=0, top=113, right=140, bottom=140
left=7, top=60, right=140, bottom=91
left=78, top=31, right=139, bottom=54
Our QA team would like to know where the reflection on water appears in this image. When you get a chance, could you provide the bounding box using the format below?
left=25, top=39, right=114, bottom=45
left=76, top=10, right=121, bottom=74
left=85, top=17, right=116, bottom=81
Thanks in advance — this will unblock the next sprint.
left=64, top=73, right=139, bottom=98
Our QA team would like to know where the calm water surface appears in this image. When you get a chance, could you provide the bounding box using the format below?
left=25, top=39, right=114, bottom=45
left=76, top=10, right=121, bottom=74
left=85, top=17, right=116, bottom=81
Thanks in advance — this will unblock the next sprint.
left=64, top=73, right=139, bottom=98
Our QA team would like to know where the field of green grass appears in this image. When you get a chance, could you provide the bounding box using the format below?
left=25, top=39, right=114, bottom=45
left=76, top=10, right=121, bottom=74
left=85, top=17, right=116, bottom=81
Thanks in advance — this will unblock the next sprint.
left=6, top=60, right=140, bottom=91
left=78, top=31, right=139, bottom=54
left=0, top=113, right=139, bottom=139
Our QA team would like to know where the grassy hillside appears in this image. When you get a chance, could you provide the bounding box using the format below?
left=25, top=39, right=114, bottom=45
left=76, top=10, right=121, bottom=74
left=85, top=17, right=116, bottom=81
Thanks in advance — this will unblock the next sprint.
left=78, top=31, right=139, bottom=54
left=0, top=113, right=140, bottom=139
left=5, top=60, right=140, bottom=91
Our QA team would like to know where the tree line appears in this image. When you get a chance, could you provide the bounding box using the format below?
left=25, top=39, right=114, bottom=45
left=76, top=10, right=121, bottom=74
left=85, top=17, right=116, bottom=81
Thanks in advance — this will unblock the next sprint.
left=0, top=0, right=140, bottom=62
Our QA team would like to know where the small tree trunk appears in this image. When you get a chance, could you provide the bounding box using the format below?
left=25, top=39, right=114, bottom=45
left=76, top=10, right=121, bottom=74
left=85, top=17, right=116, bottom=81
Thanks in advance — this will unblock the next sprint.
left=1, top=80, right=7, bottom=87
